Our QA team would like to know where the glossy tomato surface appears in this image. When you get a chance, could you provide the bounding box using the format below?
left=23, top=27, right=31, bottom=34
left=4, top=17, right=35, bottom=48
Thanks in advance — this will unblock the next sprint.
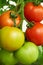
left=24, top=2, right=43, bottom=22
left=0, top=10, right=21, bottom=28
left=1, top=26, right=25, bottom=51
left=26, top=23, right=43, bottom=45
left=1, top=49, right=18, bottom=65
left=15, top=42, right=39, bottom=64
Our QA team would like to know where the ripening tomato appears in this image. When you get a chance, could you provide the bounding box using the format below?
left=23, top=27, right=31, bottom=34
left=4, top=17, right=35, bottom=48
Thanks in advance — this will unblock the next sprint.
left=0, top=10, right=21, bottom=28
left=26, top=23, right=43, bottom=46
left=24, top=2, right=43, bottom=22
left=1, top=26, right=25, bottom=51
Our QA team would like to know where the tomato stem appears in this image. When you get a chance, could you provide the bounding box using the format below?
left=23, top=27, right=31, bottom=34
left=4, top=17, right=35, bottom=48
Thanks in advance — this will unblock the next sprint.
left=26, top=22, right=34, bottom=28
left=33, top=0, right=41, bottom=5
left=10, top=12, right=18, bottom=27
left=10, top=12, right=17, bottom=19
left=15, top=3, right=21, bottom=13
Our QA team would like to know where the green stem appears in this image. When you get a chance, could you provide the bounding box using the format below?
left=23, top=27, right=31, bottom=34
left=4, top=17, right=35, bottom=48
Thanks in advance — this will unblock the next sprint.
left=10, top=12, right=17, bottom=18
left=10, top=12, right=18, bottom=27
left=26, top=22, right=34, bottom=28
left=17, top=0, right=25, bottom=30
left=41, top=0, right=43, bottom=2
left=33, top=0, right=41, bottom=5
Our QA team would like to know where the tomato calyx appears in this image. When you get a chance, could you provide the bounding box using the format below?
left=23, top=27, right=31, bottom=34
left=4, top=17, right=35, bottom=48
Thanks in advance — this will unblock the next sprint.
left=10, top=12, right=17, bottom=19
left=10, top=12, right=18, bottom=27
left=10, top=11, right=21, bottom=28
left=26, top=22, right=34, bottom=28
left=33, top=0, right=41, bottom=6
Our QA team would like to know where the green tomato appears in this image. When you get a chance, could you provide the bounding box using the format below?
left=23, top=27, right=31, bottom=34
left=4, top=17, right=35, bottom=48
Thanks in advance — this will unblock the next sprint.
left=1, top=26, right=25, bottom=51
left=0, top=49, right=18, bottom=65
left=15, top=42, right=39, bottom=64
left=32, top=46, right=43, bottom=65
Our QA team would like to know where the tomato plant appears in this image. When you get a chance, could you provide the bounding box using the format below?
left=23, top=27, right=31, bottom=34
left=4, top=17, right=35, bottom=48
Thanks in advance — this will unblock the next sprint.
left=26, top=23, right=43, bottom=46
left=24, top=2, right=43, bottom=22
left=0, top=0, right=43, bottom=65
left=0, top=10, right=21, bottom=28
left=1, top=26, right=25, bottom=51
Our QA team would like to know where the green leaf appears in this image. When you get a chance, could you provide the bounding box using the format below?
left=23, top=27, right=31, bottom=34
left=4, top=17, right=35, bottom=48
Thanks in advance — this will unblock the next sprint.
left=0, top=0, right=7, bottom=8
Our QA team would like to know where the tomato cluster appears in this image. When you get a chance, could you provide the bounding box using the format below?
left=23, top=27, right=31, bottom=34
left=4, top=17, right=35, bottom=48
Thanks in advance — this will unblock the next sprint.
left=0, top=1, right=43, bottom=65
left=24, top=2, right=43, bottom=46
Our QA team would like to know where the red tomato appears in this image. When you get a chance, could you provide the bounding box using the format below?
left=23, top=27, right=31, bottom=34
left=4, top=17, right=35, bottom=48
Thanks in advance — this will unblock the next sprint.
left=26, top=23, right=43, bottom=46
left=0, top=10, right=21, bottom=28
left=24, top=2, right=43, bottom=22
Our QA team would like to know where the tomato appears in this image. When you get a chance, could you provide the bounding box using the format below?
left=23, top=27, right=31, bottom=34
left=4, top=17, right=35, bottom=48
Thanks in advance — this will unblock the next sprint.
left=1, top=49, right=18, bottom=65
left=15, top=42, right=39, bottom=64
left=1, top=26, right=25, bottom=51
left=0, top=10, right=21, bottom=28
left=32, top=46, right=43, bottom=65
left=24, top=2, right=43, bottom=22
left=26, top=23, right=43, bottom=46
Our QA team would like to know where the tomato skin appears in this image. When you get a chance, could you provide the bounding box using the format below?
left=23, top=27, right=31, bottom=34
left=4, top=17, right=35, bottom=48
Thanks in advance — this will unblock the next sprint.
left=24, top=2, right=43, bottom=22
left=26, top=23, right=43, bottom=46
left=0, top=10, right=14, bottom=27
left=1, top=26, right=25, bottom=51
left=0, top=10, right=21, bottom=28
left=15, top=42, right=39, bottom=64
left=1, top=49, right=18, bottom=65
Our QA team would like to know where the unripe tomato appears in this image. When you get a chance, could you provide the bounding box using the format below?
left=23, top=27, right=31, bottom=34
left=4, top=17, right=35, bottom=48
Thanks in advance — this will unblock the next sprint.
left=1, top=26, right=25, bottom=51
left=1, top=49, right=18, bottom=65
left=15, top=42, right=39, bottom=64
